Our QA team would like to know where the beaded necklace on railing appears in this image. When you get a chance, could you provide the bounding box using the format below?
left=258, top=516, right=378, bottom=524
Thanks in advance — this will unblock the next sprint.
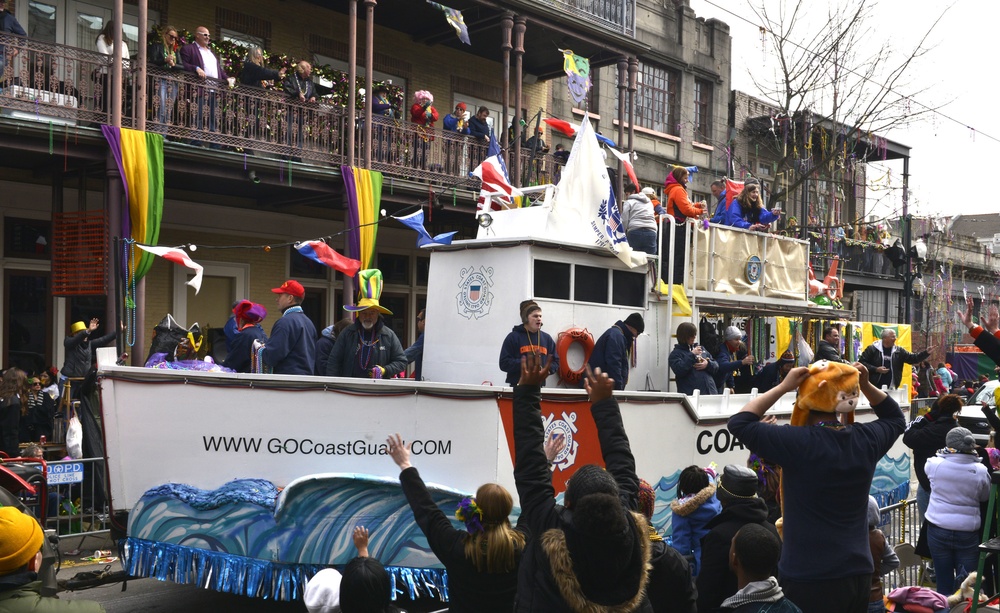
left=123, top=239, right=137, bottom=347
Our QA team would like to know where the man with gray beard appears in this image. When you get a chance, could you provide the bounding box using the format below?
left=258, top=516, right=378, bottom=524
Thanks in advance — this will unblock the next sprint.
left=326, top=269, right=407, bottom=379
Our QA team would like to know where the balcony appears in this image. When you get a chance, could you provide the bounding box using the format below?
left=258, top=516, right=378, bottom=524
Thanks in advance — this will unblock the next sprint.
left=0, top=34, right=564, bottom=192
left=545, top=0, right=636, bottom=37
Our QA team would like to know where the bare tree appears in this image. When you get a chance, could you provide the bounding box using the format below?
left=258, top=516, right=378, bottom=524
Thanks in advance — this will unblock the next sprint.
left=728, top=0, right=945, bottom=229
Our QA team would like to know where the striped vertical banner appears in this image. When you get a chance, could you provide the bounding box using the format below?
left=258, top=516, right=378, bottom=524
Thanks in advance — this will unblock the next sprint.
left=341, top=166, right=383, bottom=272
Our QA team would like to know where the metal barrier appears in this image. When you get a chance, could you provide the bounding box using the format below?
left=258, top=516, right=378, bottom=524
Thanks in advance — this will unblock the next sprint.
left=17, top=457, right=109, bottom=539
left=879, top=497, right=925, bottom=590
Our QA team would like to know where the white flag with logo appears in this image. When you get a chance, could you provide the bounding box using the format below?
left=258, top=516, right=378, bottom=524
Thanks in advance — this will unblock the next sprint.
left=546, top=117, right=646, bottom=268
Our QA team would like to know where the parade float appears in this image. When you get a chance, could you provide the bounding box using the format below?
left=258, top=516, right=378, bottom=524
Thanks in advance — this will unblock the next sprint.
left=97, top=120, right=913, bottom=602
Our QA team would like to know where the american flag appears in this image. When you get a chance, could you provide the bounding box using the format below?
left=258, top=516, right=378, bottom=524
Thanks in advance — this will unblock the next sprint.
left=471, top=130, right=521, bottom=211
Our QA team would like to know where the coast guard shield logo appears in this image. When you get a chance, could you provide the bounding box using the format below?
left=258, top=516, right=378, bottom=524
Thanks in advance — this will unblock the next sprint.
left=543, top=411, right=580, bottom=472
left=745, top=255, right=762, bottom=284
left=457, top=266, right=494, bottom=319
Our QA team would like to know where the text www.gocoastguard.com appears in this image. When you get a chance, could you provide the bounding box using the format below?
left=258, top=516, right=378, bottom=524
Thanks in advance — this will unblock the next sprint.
left=201, top=436, right=452, bottom=456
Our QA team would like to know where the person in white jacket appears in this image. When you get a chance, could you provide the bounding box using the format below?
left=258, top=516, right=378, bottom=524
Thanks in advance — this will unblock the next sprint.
left=924, top=426, right=991, bottom=596
left=620, top=183, right=658, bottom=254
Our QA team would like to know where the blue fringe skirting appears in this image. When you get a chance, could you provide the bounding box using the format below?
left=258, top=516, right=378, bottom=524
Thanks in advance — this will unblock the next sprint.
left=120, top=537, right=450, bottom=603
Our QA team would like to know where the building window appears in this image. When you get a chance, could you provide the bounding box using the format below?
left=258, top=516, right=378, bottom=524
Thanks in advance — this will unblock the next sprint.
left=636, top=63, right=679, bottom=135
left=694, top=79, right=713, bottom=142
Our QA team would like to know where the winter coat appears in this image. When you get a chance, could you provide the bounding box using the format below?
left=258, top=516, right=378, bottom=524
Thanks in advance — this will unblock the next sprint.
left=314, top=325, right=337, bottom=376
left=282, top=72, right=315, bottom=101
left=925, top=451, right=990, bottom=532
left=0, top=10, right=26, bottom=59
left=902, top=414, right=958, bottom=491
left=587, top=322, right=636, bottom=391
left=148, top=41, right=184, bottom=71
left=404, top=333, right=424, bottom=380
left=410, top=103, right=438, bottom=127
left=468, top=116, right=490, bottom=141
left=663, top=174, right=703, bottom=223
left=713, top=343, right=752, bottom=392
left=327, top=320, right=406, bottom=378
left=669, top=484, right=720, bottom=575
left=443, top=112, right=470, bottom=134
left=61, top=330, right=117, bottom=378
left=669, top=343, right=718, bottom=395
left=0, top=572, right=105, bottom=612
left=512, top=385, right=653, bottom=613
left=222, top=324, right=267, bottom=373
left=936, top=367, right=953, bottom=389
left=260, top=307, right=316, bottom=376
left=399, top=466, right=522, bottom=612
left=696, top=498, right=778, bottom=613
left=813, top=340, right=844, bottom=363
left=859, top=339, right=929, bottom=389
left=621, top=194, right=657, bottom=233
left=499, top=325, right=557, bottom=386
left=239, top=62, right=282, bottom=87
left=721, top=199, right=778, bottom=230
left=647, top=538, right=697, bottom=613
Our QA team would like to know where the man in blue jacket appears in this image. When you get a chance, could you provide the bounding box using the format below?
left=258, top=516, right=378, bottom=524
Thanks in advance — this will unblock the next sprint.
left=0, top=0, right=26, bottom=72
left=587, top=313, right=644, bottom=391
left=727, top=363, right=904, bottom=613
left=259, top=280, right=316, bottom=375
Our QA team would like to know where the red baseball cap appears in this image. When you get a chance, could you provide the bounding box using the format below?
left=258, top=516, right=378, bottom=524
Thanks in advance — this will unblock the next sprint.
left=271, top=280, right=305, bottom=298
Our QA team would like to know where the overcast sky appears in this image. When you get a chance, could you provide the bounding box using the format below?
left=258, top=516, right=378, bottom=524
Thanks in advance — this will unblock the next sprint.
left=687, top=0, right=998, bottom=221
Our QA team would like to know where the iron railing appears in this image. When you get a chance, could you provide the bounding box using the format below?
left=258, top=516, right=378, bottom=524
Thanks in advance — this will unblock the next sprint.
left=548, top=0, right=636, bottom=36
left=1, top=33, right=567, bottom=188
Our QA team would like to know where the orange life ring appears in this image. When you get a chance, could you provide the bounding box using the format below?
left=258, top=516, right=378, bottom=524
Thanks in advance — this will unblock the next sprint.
left=557, top=328, right=595, bottom=385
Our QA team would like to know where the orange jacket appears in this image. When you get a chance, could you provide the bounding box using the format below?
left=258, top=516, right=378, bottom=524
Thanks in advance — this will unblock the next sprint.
left=664, top=174, right=704, bottom=223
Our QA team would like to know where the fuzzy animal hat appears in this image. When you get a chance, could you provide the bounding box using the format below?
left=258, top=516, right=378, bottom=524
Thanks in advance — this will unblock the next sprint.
left=789, top=360, right=860, bottom=426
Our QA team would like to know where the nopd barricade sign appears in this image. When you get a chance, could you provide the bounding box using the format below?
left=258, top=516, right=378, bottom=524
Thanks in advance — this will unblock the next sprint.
left=48, top=461, right=84, bottom=485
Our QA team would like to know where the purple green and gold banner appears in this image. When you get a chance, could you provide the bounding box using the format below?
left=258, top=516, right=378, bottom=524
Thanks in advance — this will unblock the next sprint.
left=102, top=126, right=164, bottom=280
left=342, top=166, right=382, bottom=273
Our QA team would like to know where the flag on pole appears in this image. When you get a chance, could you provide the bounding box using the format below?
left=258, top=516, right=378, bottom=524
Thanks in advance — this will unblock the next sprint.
left=426, top=0, right=470, bottom=45
left=294, top=240, right=362, bottom=276
left=394, top=210, right=458, bottom=247
left=341, top=166, right=382, bottom=271
left=607, top=147, right=639, bottom=190
left=471, top=130, right=522, bottom=211
left=135, top=245, right=204, bottom=294
left=546, top=117, right=646, bottom=268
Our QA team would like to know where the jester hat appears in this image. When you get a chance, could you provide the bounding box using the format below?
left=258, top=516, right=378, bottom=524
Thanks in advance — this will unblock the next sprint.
left=789, top=360, right=859, bottom=426
left=344, top=269, right=392, bottom=315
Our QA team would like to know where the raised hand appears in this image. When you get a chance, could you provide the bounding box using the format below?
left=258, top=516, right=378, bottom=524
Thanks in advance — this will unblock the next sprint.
left=386, top=433, right=412, bottom=471
left=518, top=354, right=552, bottom=387
left=583, top=364, right=615, bottom=402
left=957, top=296, right=974, bottom=329
left=544, top=432, right=566, bottom=463
left=353, top=525, right=370, bottom=557
left=987, top=303, right=1000, bottom=334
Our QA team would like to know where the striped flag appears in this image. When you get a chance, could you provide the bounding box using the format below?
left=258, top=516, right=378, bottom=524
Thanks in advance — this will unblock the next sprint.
left=101, top=126, right=164, bottom=281
left=607, top=147, right=639, bottom=190
left=135, top=245, right=203, bottom=294
left=341, top=166, right=382, bottom=271
left=471, top=130, right=521, bottom=211
left=294, top=240, right=362, bottom=276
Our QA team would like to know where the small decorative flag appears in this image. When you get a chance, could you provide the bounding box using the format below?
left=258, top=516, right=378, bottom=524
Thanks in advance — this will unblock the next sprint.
left=426, top=0, right=470, bottom=45
left=607, top=147, right=640, bottom=189
left=542, top=117, right=616, bottom=147
left=294, top=240, right=362, bottom=276
left=560, top=49, right=591, bottom=106
left=471, top=129, right=522, bottom=211
left=394, top=210, right=458, bottom=247
left=135, top=245, right=203, bottom=294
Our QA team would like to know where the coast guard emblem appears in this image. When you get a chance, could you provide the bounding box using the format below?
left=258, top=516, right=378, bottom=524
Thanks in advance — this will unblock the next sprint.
left=745, top=255, right=762, bottom=284
left=543, top=411, right=579, bottom=471
left=457, top=266, right=494, bottom=320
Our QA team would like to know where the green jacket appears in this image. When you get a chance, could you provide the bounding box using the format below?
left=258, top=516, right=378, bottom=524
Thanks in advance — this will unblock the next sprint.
left=0, top=574, right=105, bottom=613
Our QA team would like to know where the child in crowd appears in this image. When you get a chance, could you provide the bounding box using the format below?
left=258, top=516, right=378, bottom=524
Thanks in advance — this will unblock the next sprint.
left=304, top=526, right=407, bottom=613
left=670, top=464, right=721, bottom=575
left=867, top=496, right=900, bottom=613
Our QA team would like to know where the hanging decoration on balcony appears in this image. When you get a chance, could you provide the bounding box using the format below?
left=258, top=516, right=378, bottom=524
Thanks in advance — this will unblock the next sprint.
left=560, top=49, right=591, bottom=106
left=101, top=126, right=164, bottom=283
left=426, top=1, right=471, bottom=45
left=342, top=166, right=383, bottom=272
left=135, top=245, right=204, bottom=294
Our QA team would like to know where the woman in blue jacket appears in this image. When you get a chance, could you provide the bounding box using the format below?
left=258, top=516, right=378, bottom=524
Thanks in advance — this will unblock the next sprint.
left=722, top=178, right=779, bottom=231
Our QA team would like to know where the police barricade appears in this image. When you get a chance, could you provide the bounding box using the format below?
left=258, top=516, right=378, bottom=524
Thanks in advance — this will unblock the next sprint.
left=44, top=458, right=109, bottom=538
left=878, top=498, right=925, bottom=590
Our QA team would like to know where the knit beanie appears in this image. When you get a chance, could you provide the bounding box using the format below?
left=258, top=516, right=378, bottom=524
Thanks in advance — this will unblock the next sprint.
left=946, top=427, right=976, bottom=453
left=519, top=300, right=540, bottom=324
left=0, top=507, right=43, bottom=573
left=304, top=568, right=343, bottom=613
left=564, top=464, right=619, bottom=508
left=623, top=313, right=645, bottom=335
left=637, top=479, right=655, bottom=520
